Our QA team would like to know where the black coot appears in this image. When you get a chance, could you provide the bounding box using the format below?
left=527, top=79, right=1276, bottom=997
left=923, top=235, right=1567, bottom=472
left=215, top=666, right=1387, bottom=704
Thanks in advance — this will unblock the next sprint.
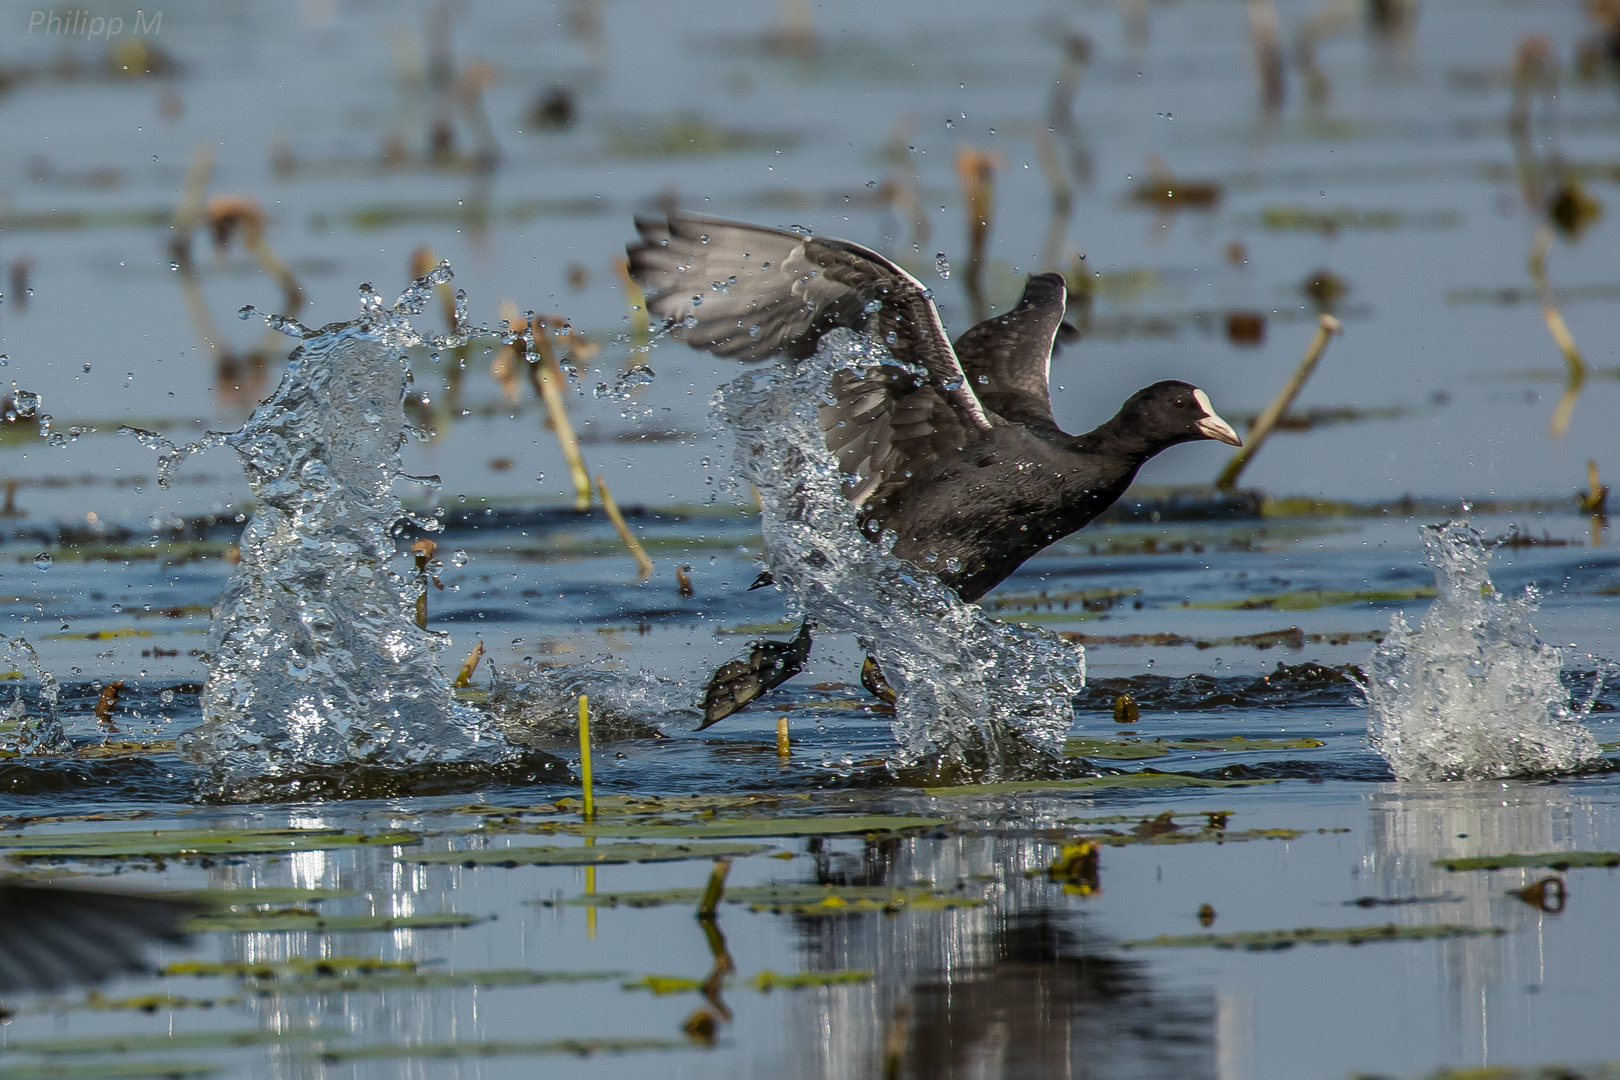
left=628, top=213, right=1241, bottom=725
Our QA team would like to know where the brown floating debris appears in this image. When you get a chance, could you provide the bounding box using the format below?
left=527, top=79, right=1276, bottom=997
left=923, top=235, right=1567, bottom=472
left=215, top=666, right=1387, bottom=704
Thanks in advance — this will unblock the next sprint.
left=1302, top=269, right=1348, bottom=309
left=1511, top=876, right=1566, bottom=913
left=94, top=681, right=125, bottom=731
left=1198, top=903, right=1217, bottom=927
left=1047, top=840, right=1100, bottom=895
left=676, top=564, right=694, bottom=598
left=595, top=474, right=653, bottom=581
left=1215, top=313, right=1343, bottom=491
left=681, top=1007, right=719, bottom=1046
left=1131, top=155, right=1222, bottom=209
left=452, top=642, right=484, bottom=689
left=1112, top=693, right=1140, bottom=724
left=1224, top=310, right=1266, bottom=347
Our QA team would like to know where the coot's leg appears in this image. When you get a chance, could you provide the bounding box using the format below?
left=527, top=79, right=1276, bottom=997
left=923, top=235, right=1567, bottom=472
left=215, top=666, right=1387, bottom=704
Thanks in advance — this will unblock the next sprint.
left=698, top=620, right=813, bottom=729
left=860, top=655, right=897, bottom=705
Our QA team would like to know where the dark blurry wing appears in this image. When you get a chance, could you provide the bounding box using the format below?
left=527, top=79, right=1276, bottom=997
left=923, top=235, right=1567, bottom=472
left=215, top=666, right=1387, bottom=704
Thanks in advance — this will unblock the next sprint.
left=628, top=213, right=992, bottom=430
left=952, top=273, right=1069, bottom=429
left=0, top=882, right=198, bottom=993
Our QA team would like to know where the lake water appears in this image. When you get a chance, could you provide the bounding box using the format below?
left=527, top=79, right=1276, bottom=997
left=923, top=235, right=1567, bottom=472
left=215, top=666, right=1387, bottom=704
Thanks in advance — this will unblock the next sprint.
left=0, top=0, right=1617, bottom=1077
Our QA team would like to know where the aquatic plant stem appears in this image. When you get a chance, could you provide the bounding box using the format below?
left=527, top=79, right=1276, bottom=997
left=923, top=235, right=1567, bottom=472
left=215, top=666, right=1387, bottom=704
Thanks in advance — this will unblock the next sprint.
left=1215, top=313, right=1341, bottom=490
left=696, top=858, right=731, bottom=920
left=776, top=715, right=791, bottom=760
left=595, top=474, right=654, bottom=581
left=528, top=327, right=592, bottom=509
left=578, top=694, right=594, bottom=821
left=1529, top=225, right=1588, bottom=438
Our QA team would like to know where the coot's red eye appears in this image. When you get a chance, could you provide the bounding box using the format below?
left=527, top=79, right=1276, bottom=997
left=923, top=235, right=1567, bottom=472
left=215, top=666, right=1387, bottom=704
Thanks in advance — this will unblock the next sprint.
left=1173, top=398, right=1189, bottom=409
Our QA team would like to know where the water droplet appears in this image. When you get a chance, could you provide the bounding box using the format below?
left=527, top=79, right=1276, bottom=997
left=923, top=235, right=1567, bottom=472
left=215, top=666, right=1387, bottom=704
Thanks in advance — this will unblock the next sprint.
left=449, top=550, right=469, bottom=568
left=170, top=261, right=180, bottom=271
left=33, top=553, right=51, bottom=570
left=81, top=363, right=92, bottom=373
left=935, top=253, right=951, bottom=279
left=238, top=305, right=257, bottom=320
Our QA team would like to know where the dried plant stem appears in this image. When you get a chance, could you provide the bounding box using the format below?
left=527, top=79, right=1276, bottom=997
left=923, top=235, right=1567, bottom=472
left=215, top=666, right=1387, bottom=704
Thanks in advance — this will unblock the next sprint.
left=1215, top=314, right=1342, bottom=491
left=530, top=327, right=592, bottom=510
left=595, top=473, right=654, bottom=581
left=1529, top=225, right=1588, bottom=438
left=776, top=715, right=791, bottom=760
left=452, top=642, right=484, bottom=688
left=696, top=858, right=732, bottom=920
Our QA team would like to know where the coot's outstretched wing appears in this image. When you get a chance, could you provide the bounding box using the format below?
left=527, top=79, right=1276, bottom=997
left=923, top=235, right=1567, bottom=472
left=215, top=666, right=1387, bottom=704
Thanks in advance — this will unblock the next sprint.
left=0, top=881, right=199, bottom=993
left=628, top=213, right=994, bottom=510
left=951, top=272, right=1070, bottom=430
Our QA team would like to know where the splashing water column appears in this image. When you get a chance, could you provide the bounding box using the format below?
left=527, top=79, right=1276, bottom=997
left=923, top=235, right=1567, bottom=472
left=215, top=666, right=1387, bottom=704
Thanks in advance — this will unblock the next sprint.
left=177, top=272, right=528, bottom=793
left=1366, top=522, right=1602, bottom=781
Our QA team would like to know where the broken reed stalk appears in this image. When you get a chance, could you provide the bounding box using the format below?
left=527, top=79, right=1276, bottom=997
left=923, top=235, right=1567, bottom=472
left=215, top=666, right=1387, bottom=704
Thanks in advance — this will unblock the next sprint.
left=955, top=147, right=998, bottom=325
left=776, top=715, right=791, bottom=760
left=170, top=145, right=215, bottom=265
left=527, top=323, right=593, bottom=510
left=595, top=473, right=654, bottom=581
left=1215, top=313, right=1342, bottom=491
left=696, top=857, right=732, bottom=920
left=452, top=641, right=484, bottom=688
left=577, top=694, right=594, bottom=821
left=1034, top=126, right=1072, bottom=272
left=1529, top=225, right=1588, bottom=438
left=94, top=681, right=124, bottom=731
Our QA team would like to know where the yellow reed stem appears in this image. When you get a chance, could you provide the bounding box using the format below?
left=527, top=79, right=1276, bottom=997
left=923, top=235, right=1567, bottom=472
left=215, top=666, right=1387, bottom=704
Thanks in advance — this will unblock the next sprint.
left=776, top=716, right=791, bottom=760
left=595, top=474, right=654, bottom=581
left=1215, top=314, right=1342, bottom=491
left=578, top=694, right=594, bottom=821
left=530, top=325, right=592, bottom=509
left=452, top=641, right=484, bottom=688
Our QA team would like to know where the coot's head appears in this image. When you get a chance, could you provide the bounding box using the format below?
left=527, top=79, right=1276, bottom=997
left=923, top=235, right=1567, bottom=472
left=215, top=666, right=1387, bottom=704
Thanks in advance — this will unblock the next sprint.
left=1117, top=381, right=1242, bottom=449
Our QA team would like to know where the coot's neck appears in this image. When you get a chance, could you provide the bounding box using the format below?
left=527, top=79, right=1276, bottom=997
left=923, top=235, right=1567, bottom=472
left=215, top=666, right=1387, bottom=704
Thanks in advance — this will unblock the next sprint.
left=1068, top=412, right=1177, bottom=475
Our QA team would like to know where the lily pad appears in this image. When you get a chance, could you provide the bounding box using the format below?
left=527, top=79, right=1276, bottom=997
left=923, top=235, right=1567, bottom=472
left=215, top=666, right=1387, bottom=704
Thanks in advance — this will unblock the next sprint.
left=1435, top=851, right=1620, bottom=872
left=257, top=970, right=621, bottom=995
left=546, top=883, right=949, bottom=910
left=1078, top=826, right=1344, bottom=849
left=0, top=1066, right=219, bottom=1080
left=408, top=841, right=771, bottom=866
left=749, top=969, right=873, bottom=991
left=182, top=911, right=480, bottom=933
left=1064, top=736, right=1325, bottom=760
left=163, top=957, right=416, bottom=979
left=172, top=887, right=355, bottom=909
left=926, top=774, right=1279, bottom=796
left=456, top=792, right=813, bottom=818
left=1184, top=587, right=1435, bottom=612
left=306, top=1038, right=691, bottom=1062
left=621, top=974, right=703, bottom=994
left=559, top=816, right=946, bottom=840
left=9, top=1028, right=345, bottom=1054
left=0, top=828, right=418, bottom=862
left=1120, top=923, right=1505, bottom=950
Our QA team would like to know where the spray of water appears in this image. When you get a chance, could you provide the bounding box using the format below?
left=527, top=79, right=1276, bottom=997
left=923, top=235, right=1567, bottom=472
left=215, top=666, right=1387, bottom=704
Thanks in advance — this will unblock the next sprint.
left=1367, top=522, right=1603, bottom=781
left=161, top=269, right=554, bottom=798
left=717, top=329, right=1085, bottom=778
left=0, top=636, right=63, bottom=755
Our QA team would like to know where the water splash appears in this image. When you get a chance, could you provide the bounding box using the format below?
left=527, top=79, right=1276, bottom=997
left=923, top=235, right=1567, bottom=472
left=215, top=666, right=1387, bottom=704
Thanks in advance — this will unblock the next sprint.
left=717, top=329, right=1085, bottom=778
left=1366, top=522, right=1603, bottom=781
left=172, top=268, right=548, bottom=799
left=0, top=636, right=63, bottom=755
left=487, top=659, right=695, bottom=749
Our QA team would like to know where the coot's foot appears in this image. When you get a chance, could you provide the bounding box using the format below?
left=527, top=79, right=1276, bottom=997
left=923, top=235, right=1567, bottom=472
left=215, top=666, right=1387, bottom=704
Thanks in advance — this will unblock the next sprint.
left=860, top=655, right=897, bottom=705
left=699, top=620, right=812, bottom=729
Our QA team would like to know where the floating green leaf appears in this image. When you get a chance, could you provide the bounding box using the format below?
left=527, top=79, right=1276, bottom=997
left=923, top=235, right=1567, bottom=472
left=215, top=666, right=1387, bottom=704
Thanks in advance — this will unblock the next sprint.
left=622, top=974, right=704, bottom=994
left=559, top=816, right=946, bottom=840
left=1076, top=826, right=1345, bottom=849
left=1184, top=587, right=1435, bottom=612
left=1120, top=923, right=1505, bottom=950
left=547, top=883, right=948, bottom=910
left=0, top=828, right=418, bottom=862
left=162, top=957, right=416, bottom=979
left=182, top=911, right=479, bottom=934
left=926, top=774, right=1278, bottom=796
left=749, top=969, right=872, bottom=991
left=1435, top=851, right=1620, bottom=872
left=408, top=841, right=771, bottom=866
left=258, top=970, right=620, bottom=995
left=0, top=1065, right=219, bottom=1080
left=1062, top=811, right=1233, bottom=825
left=171, top=887, right=355, bottom=909
left=9, top=1028, right=345, bottom=1055
left=456, top=792, right=813, bottom=818
left=1064, top=736, right=1325, bottom=760
left=306, top=1038, right=692, bottom=1063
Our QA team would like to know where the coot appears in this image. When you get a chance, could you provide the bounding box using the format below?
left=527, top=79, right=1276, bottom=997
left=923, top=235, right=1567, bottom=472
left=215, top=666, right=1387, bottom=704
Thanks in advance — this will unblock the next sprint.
left=628, top=214, right=1240, bottom=724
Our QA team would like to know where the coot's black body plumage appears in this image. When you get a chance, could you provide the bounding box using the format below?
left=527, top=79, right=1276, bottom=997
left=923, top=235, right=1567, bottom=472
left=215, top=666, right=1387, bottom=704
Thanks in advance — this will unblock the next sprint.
left=628, top=213, right=1241, bottom=723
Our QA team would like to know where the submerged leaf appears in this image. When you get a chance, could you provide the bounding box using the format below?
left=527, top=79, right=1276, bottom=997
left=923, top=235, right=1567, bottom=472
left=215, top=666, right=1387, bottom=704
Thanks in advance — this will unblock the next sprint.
left=544, top=883, right=948, bottom=910
left=408, top=841, right=772, bottom=866
left=1120, top=923, right=1505, bottom=950
left=0, top=828, right=418, bottom=862
left=1435, top=851, right=1620, bottom=872
left=560, top=816, right=947, bottom=840
left=306, top=1038, right=692, bottom=1062
left=926, top=774, right=1278, bottom=796
left=10, top=1028, right=345, bottom=1054
left=183, top=911, right=479, bottom=934
left=162, top=957, right=416, bottom=979
left=748, top=969, right=872, bottom=991
left=1064, top=735, right=1325, bottom=760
